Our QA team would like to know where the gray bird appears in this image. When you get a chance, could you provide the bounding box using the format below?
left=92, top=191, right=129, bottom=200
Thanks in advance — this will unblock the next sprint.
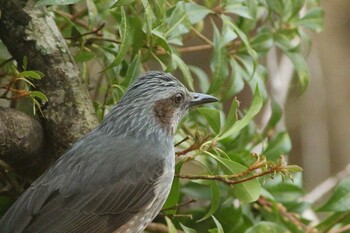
left=0, top=71, right=217, bottom=233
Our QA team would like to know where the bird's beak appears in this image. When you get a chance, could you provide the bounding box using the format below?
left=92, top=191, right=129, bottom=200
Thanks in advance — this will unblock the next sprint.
left=189, top=92, right=218, bottom=107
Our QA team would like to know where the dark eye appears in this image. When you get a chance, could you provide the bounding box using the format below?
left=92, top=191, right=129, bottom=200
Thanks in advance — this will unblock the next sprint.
left=173, top=93, right=184, bottom=104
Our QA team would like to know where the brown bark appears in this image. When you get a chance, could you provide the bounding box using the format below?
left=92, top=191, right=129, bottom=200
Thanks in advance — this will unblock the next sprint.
left=0, top=0, right=98, bottom=166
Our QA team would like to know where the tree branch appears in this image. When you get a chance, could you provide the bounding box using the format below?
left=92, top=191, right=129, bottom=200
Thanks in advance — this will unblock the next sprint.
left=0, top=0, right=98, bottom=165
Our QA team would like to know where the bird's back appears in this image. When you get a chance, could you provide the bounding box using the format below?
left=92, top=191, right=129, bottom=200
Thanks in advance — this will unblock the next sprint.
left=0, top=131, right=174, bottom=233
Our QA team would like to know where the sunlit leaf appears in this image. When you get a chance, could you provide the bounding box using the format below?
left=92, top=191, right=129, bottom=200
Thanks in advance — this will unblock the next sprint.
left=185, top=2, right=211, bottom=24
left=19, top=71, right=44, bottom=79
left=209, top=216, right=224, bottom=233
left=318, top=177, right=350, bottom=212
left=225, top=3, right=252, bottom=19
left=180, top=224, right=197, bottom=233
left=29, top=91, right=48, bottom=102
left=299, top=8, right=324, bottom=32
left=165, top=217, right=178, bottom=233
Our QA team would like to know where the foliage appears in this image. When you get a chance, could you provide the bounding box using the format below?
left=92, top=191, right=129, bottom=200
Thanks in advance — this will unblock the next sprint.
left=0, top=57, right=47, bottom=115
left=3, top=0, right=348, bottom=232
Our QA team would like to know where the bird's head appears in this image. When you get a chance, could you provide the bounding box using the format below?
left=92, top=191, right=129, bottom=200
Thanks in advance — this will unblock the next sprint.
left=102, top=71, right=218, bottom=137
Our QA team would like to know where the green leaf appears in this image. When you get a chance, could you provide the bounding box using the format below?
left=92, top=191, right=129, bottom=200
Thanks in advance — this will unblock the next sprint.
left=265, top=183, right=304, bottom=203
left=220, top=98, right=239, bottom=135
left=36, top=0, right=82, bottom=6
left=221, top=15, right=257, bottom=58
left=19, top=71, right=44, bottom=80
left=171, top=54, right=194, bottom=90
left=209, top=154, right=261, bottom=203
left=197, top=108, right=221, bottom=134
left=151, top=29, right=172, bottom=53
left=208, top=24, right=228, bottom=93
left=250, top=33, right=273, bottom=54
left=285, top=51, right=310, bottom=92
left=216, top=87, right=263, bottom=141
left=180, top=224, right=197, bottom=233
left=29, top=91, right=48, bottom=102
left=194, top=158, right=221, bottom=222
left=74, top=51, right=95, bottom=63
left=263, top=100, right=283, bottom=134
left=245, top=221, right=286, bottom=233
left=318, top=177, right=350, bottom=212
left=225, top=3, right=252, bottom=19
left=298, top=8, right=324, bottom=32
left=226, top=59, right=244, bottom=96
left=165, top=217, right=178, bottom=233
left=198, top=179, right=221, bottom=222
left=263, top=131, right=292, bottom=161
left=107, top=8, right=132, bottom=69
left=316, top=212, right=350, bottom=232
left=266, top=0, right=284, bottom=15
left=209, top=216, right=224, bottom=233
left=142, top=0, right=156, bottom=35
left=124, top=53, right=141, bottom=86
left=165, top=2, right=191, bottom=39
left=185, top=2, right=211, bottom=24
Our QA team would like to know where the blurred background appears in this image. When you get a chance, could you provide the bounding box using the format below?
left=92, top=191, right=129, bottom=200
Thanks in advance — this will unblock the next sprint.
left=287, top=1, right=350, bottom=191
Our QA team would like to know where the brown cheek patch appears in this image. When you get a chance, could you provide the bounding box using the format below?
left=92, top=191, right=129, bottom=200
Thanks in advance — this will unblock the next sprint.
left=154, top=99, right=175, bottom=127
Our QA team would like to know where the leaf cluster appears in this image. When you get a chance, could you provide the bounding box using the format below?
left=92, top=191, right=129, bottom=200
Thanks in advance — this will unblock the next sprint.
left=1, top=0, right=343, bottom=232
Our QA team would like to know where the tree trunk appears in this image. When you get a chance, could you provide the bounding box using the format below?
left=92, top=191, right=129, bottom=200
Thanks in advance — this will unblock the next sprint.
left=0, top=0, right=98, bottom=180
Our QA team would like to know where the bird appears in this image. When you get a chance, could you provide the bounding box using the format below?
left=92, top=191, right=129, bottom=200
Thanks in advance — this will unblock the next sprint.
left=0, top=71, right=218, bottom=233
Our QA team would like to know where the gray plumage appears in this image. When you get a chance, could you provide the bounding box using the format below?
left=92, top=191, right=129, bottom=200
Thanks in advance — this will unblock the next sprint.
left=0, top=71, right=217, bottom=233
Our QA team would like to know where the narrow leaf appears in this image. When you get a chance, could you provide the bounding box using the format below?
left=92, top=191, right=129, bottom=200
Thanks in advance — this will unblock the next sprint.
left=29, top=91, right=48, bottom=102
left=171, top=54, right=194, bottom=90
left=318, top=177, right=350, bottom=212
left=107, top=8, right=132, bottom=69
left=165, top=217, right=178, bottom=233
left=180, top=224, right=197, bottom=233
left=216, top=87, right=263, bottom=141
left=197, top=108, right=221, bottom=134
left=36, top=0, right=82, bottom=6
left=19, top=71, right=44, bottom=80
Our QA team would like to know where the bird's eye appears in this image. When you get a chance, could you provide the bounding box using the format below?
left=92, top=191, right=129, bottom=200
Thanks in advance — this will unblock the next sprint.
left=173, top=93, right=184, bottom=104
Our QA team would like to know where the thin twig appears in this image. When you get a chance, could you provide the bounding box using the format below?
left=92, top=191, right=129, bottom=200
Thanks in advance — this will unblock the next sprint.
left=174, top=136, right=190, bottom=147
left=65, top=23, right=105, bottom=40
left=162, top=199, right=197, bottom=212
left=54, top=10, right=98, bottom=34
left=175, top=135, right=209, bottom=156
left=156, top=44, right=213, bottom=55
left=191, top=26, right=213, bottom=46
left=176, top=165, right=284, bottom=185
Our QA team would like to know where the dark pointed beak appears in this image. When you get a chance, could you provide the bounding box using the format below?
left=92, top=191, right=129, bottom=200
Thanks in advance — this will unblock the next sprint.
left=189, top=92, right=218, bottom=107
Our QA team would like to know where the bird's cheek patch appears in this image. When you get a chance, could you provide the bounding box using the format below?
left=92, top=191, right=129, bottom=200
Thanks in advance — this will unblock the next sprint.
left=154, top=99, right=175, bottom=127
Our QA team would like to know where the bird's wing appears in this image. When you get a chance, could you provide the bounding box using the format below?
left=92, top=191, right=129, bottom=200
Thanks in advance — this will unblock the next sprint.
left=0, top=134, right=170, bottom=233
